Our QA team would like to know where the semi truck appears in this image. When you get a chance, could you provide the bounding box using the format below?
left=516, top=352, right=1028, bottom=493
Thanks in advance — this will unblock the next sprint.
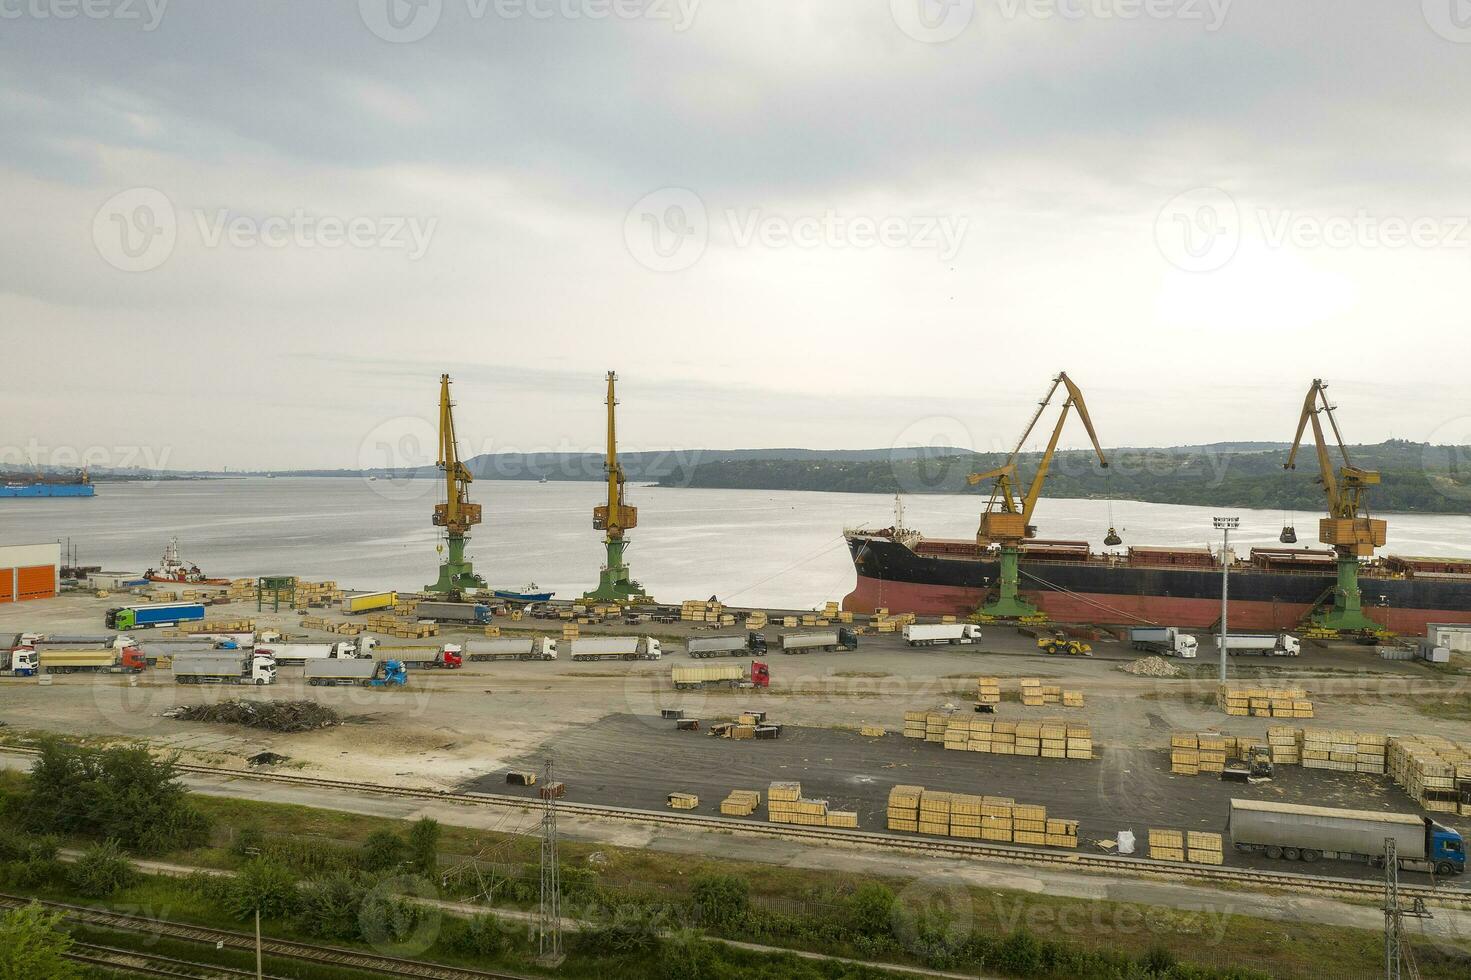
left=569, top=637, right=662, bottom=661
left=172, top=652, right=278, bottom=685
left=105, top=602, right=207, bottom=630
left=375, top=644, right=463, bottom=669
left=416, top=601, right=493, bottom=625
left=1128, top=627, right=1199, bottom=659
left=463, top=637, right=558, bottom=661
left=305, top=659, right=408, bottom=687
left=0, top=649, right=38, bottom=677
left=341, top=591, right=397, bottom=615
left=672, top=661, right=770, bottom=690
left=37, top=648, right=147, bottom=674
left=903, top=623, right=983, bottom=647
left=1216, top=633, right=1301, bottom=657
left=686, top=632, right=768, bottom=658
left=252, top=640, right=366, bottom=665
left=777, top=629, right=859, bottom=654
left=1227, top=798, right=1464, bottom=876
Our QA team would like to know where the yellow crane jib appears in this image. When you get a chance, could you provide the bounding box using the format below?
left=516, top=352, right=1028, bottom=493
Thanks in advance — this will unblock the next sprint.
left=432, top=373, right=482, bottom=535
left=1284, top=379, right=1385, bottom=558
left=592, top=371, right=638, bottom=539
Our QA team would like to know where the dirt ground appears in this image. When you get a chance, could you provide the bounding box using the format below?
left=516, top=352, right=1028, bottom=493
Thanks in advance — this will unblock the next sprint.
left=2, top=589, right=1469, bottom=888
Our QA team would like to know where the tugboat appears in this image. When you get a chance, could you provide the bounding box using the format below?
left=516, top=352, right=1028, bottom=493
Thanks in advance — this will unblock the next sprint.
left=145, top=537, right=229, bottom=585
left=492, top=583, right=555, bottom=602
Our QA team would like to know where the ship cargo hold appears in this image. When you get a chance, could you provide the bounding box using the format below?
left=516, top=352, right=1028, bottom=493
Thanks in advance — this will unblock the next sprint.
left=843, top=531, right=1471, bottom=634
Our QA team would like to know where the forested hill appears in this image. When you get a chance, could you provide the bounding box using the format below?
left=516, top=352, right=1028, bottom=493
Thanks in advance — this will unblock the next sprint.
left=656, top=440, right=1471, bottom=515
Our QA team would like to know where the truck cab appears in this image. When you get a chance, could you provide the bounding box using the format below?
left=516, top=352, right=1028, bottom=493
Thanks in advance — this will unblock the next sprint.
left=747, top=631, right=769, bottom=654
left=2, top=649, right=37, bottom=676
left=250, top=654, right=279, bottom=685
left=838, top=627, right=859, bottom=651
left=119, top=648, right=147, bottom=672
left=1430, top=824, right=1466, bottom=876
left=749, top=660, right=770, bottom=687
left=372, top=660, right=409, bottom=686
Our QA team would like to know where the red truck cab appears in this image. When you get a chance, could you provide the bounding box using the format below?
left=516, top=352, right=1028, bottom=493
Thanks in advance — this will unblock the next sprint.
left=750, top=660, right=770, bottom=687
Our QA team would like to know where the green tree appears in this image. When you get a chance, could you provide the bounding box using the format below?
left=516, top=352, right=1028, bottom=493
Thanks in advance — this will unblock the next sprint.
left=0, top=904, right=81, bottom=980
left=405, top=817, right=440, bottom=876
left=690, top=873, right=748, bottom=930
left=359, top=829, right=407, bottom=872
left=227, top=859, right=300, bottom=920
left=67, top=839, right=136, bottom=898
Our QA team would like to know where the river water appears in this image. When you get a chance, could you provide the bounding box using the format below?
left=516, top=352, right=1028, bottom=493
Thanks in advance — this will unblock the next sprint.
left=2, top=478, right=1468, bottom=607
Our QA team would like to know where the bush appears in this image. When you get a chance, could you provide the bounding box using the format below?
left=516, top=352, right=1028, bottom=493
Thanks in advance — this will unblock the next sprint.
left=298, top=872, right=367, bottom=941
left=68, top=840, right=136, bottom=898
left=406, top=818, right=440, bottom=876
left=360, top=829, right=407, bottom=872
left=845, top=882, right=895, bottom=936
left=575, top=903, right=661, bottom=955
left=227, top=859, right=300, bottom=920
left=23, top=740, right=210, bottom=854
left=690, top=874, right=748, bottom=930
left=440, top=913, right=508, bottom=957
left=657, top=929, right=716, bottom=980
left=0, top=904, right=81, bottom=980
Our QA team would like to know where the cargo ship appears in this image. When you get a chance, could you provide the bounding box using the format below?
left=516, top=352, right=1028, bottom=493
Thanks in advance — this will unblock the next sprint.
left=0, top=470, right=94, bottom=498
left=842, top=528, right=1471, bottom=635
left=145, top=537, right=229, bottom=585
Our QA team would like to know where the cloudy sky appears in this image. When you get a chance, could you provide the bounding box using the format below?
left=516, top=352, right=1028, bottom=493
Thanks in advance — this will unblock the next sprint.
left=3, top=1, right=1470, bottom=471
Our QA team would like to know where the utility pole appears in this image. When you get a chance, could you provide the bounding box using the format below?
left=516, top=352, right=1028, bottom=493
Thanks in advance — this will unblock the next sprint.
left=537, top=757, right=564, bottom=966
left=255, top=906, right=263, bottom=980
left=1213, top=516, right=1238, bottom=684
left=1383, top=836, right=1431, bottom=980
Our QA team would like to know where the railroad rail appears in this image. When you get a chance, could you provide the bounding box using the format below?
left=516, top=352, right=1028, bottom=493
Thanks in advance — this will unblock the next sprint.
left=67, top=941, right=285, bottom=979
left=0, top=893, right=533, bottom=980
left=2, top=745, right=1465, bottom=907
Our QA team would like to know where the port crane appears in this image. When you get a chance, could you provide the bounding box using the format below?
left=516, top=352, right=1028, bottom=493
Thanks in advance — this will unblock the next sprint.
left=1284, top=379, right=1387, bottom=635
left=966, top=372, right=1110, bottom=619
left=426, top=373, right=487, bottom=596
left=584, top=371, right=648, bottom=603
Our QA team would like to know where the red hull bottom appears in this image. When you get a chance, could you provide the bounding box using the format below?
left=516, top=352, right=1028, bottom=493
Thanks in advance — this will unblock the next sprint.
left=843, top=575, right=1471, bottom=635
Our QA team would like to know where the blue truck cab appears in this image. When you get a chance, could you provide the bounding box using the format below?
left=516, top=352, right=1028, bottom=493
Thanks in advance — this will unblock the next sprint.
left=370, top=660, right=409, bottom=686
left=1430, top=823, right=1466, bottom=875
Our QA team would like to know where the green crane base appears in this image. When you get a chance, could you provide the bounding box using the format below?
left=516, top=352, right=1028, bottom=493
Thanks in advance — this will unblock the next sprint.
left=584, top=539, right=649, bottom=604
left=1302, top=556, right=1384, bottom=634
left=975, top=545, right=1040, bottom=620
left=426, top=533, right=486, bottom=596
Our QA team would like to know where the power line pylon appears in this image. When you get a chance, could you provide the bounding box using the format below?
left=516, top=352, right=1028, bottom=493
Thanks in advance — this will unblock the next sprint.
left=537, top=757, right=564, bottom=967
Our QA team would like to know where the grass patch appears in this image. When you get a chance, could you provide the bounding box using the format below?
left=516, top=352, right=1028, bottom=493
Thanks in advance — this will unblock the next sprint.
left=1414, top=697, right=1471, bottom=721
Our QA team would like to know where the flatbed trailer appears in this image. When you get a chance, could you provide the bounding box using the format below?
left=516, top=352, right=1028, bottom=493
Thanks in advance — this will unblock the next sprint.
left=569, top=637, right=662, bottom=661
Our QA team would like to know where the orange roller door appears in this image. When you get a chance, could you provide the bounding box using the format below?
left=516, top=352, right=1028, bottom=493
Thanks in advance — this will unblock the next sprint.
left=0, top=568, right=11, bottom=602
left=16, top=565, right=55, bottom=601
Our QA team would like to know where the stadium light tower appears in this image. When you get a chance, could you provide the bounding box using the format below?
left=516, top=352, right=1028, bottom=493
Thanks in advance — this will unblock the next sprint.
left=1213, top=516, right=1240, bottom=684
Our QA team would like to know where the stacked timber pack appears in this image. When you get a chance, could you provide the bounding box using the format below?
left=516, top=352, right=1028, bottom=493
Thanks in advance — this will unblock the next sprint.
left=1170, top=732, right=1267, bottom=775
left=1149, top=828, right=1223, bottom=865
left=766, top=781, right=851, bottom=826
left=1268, top=726, right=1301, bottom=765
left=1217, top=685, right=1312, bottom=718
left=364, top=614, right=438, bottom=639
left=1300, top=729, right=1386, bottom=775
left=902, top=711, right=928, bottom=739
left=681, top=599, right=734, bottom=627
left=720, top=789, right=761, bottom=816
left=885, top=784, right=1078, bottom=847
left=667, top=792, right=699, bottom=810
left=942, top=716, right=1092, bottom=760
left=300, top=616, right=365, bottom=636
left=1388, top=736, right=1471, bottom=814
left=887, top=785, right=922, bottom=832
left=976, top=676, right=1001, bottom=707
left=225, top=578, right=258, bottom=601
left=925, top=711, right=950, bottom=744
left=1147, top=828, right=1184, bottom=862
left=1020, top=678, right=1044, bottom=706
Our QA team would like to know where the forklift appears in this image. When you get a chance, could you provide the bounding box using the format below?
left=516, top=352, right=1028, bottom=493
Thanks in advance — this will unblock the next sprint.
left=1222, top=745, right=1274, bottom=783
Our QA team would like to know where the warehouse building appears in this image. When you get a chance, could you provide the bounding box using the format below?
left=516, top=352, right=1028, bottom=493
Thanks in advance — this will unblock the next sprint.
left=0, top=542, right=61, bottom=603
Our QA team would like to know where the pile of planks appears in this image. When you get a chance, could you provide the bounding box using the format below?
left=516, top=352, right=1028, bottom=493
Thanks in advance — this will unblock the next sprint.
left=364, top=614, right=438, bottom=639
left=681, top=599, right=732, bottom=626
left=886, top=784, right=922, bottom=832
left=1149, top=828, right=1222, bottom=865
left=1217, top=685, right=1312, bottom=718
left=668, top=792, right=699, bottom=810
left=1301, top=729, right=1386, bottom=775
left=942, top=716, right=1092, bottom=760
left=885, top=784, right=1077, bottom=847
left=719, top=789, right=761, bottom=816
left=1268, top=726, right=1301, bottom=765
left=976, top=676, right=1001, bottom=707
left=1388, top=736, right=1471, bottom=814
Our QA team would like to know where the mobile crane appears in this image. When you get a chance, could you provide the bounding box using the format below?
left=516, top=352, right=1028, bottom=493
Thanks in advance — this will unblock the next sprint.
left=1284, top=379, right=1387, bottom=636
left=966, top=372, right=1110, bottom=620
left=584, top=371, right=649, bottom=603
left=426, top=373, right=487, bottom=596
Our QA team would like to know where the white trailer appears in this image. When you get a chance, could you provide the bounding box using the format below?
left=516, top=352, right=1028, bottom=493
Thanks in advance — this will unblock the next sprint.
left=1228, top=798, right=1464, bottom=875
left=253, top=641, right=363, bottom=665
left=569, top=636, right=662, bottom=661
left=903, top=623, right=982, bottom=647
left=172, top=653, right=277, bottom=685
left=686, top=632, right=767, bottom=658
left=463, top=637, right=558, bottom=661
left=1216, top=633, right=1300, bottom=657
left=778, top=629, right=859, bottom=654
left=1129, top=627, right=1198, bottom=659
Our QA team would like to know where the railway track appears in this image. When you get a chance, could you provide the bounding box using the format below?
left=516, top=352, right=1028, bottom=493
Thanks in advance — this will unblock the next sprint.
left=67, top=941, right=287, bottom=978
left=3, top=745, right=1465, bottom=906
left=0, top=893, right=532, bottom=980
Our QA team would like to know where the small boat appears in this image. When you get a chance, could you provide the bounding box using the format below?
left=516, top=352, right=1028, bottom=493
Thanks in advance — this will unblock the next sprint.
left=538, top=475, right=549, bottom=484
left=146, top=536, right=229, bottom=585
left=493, top=583, right=555, bottom=602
